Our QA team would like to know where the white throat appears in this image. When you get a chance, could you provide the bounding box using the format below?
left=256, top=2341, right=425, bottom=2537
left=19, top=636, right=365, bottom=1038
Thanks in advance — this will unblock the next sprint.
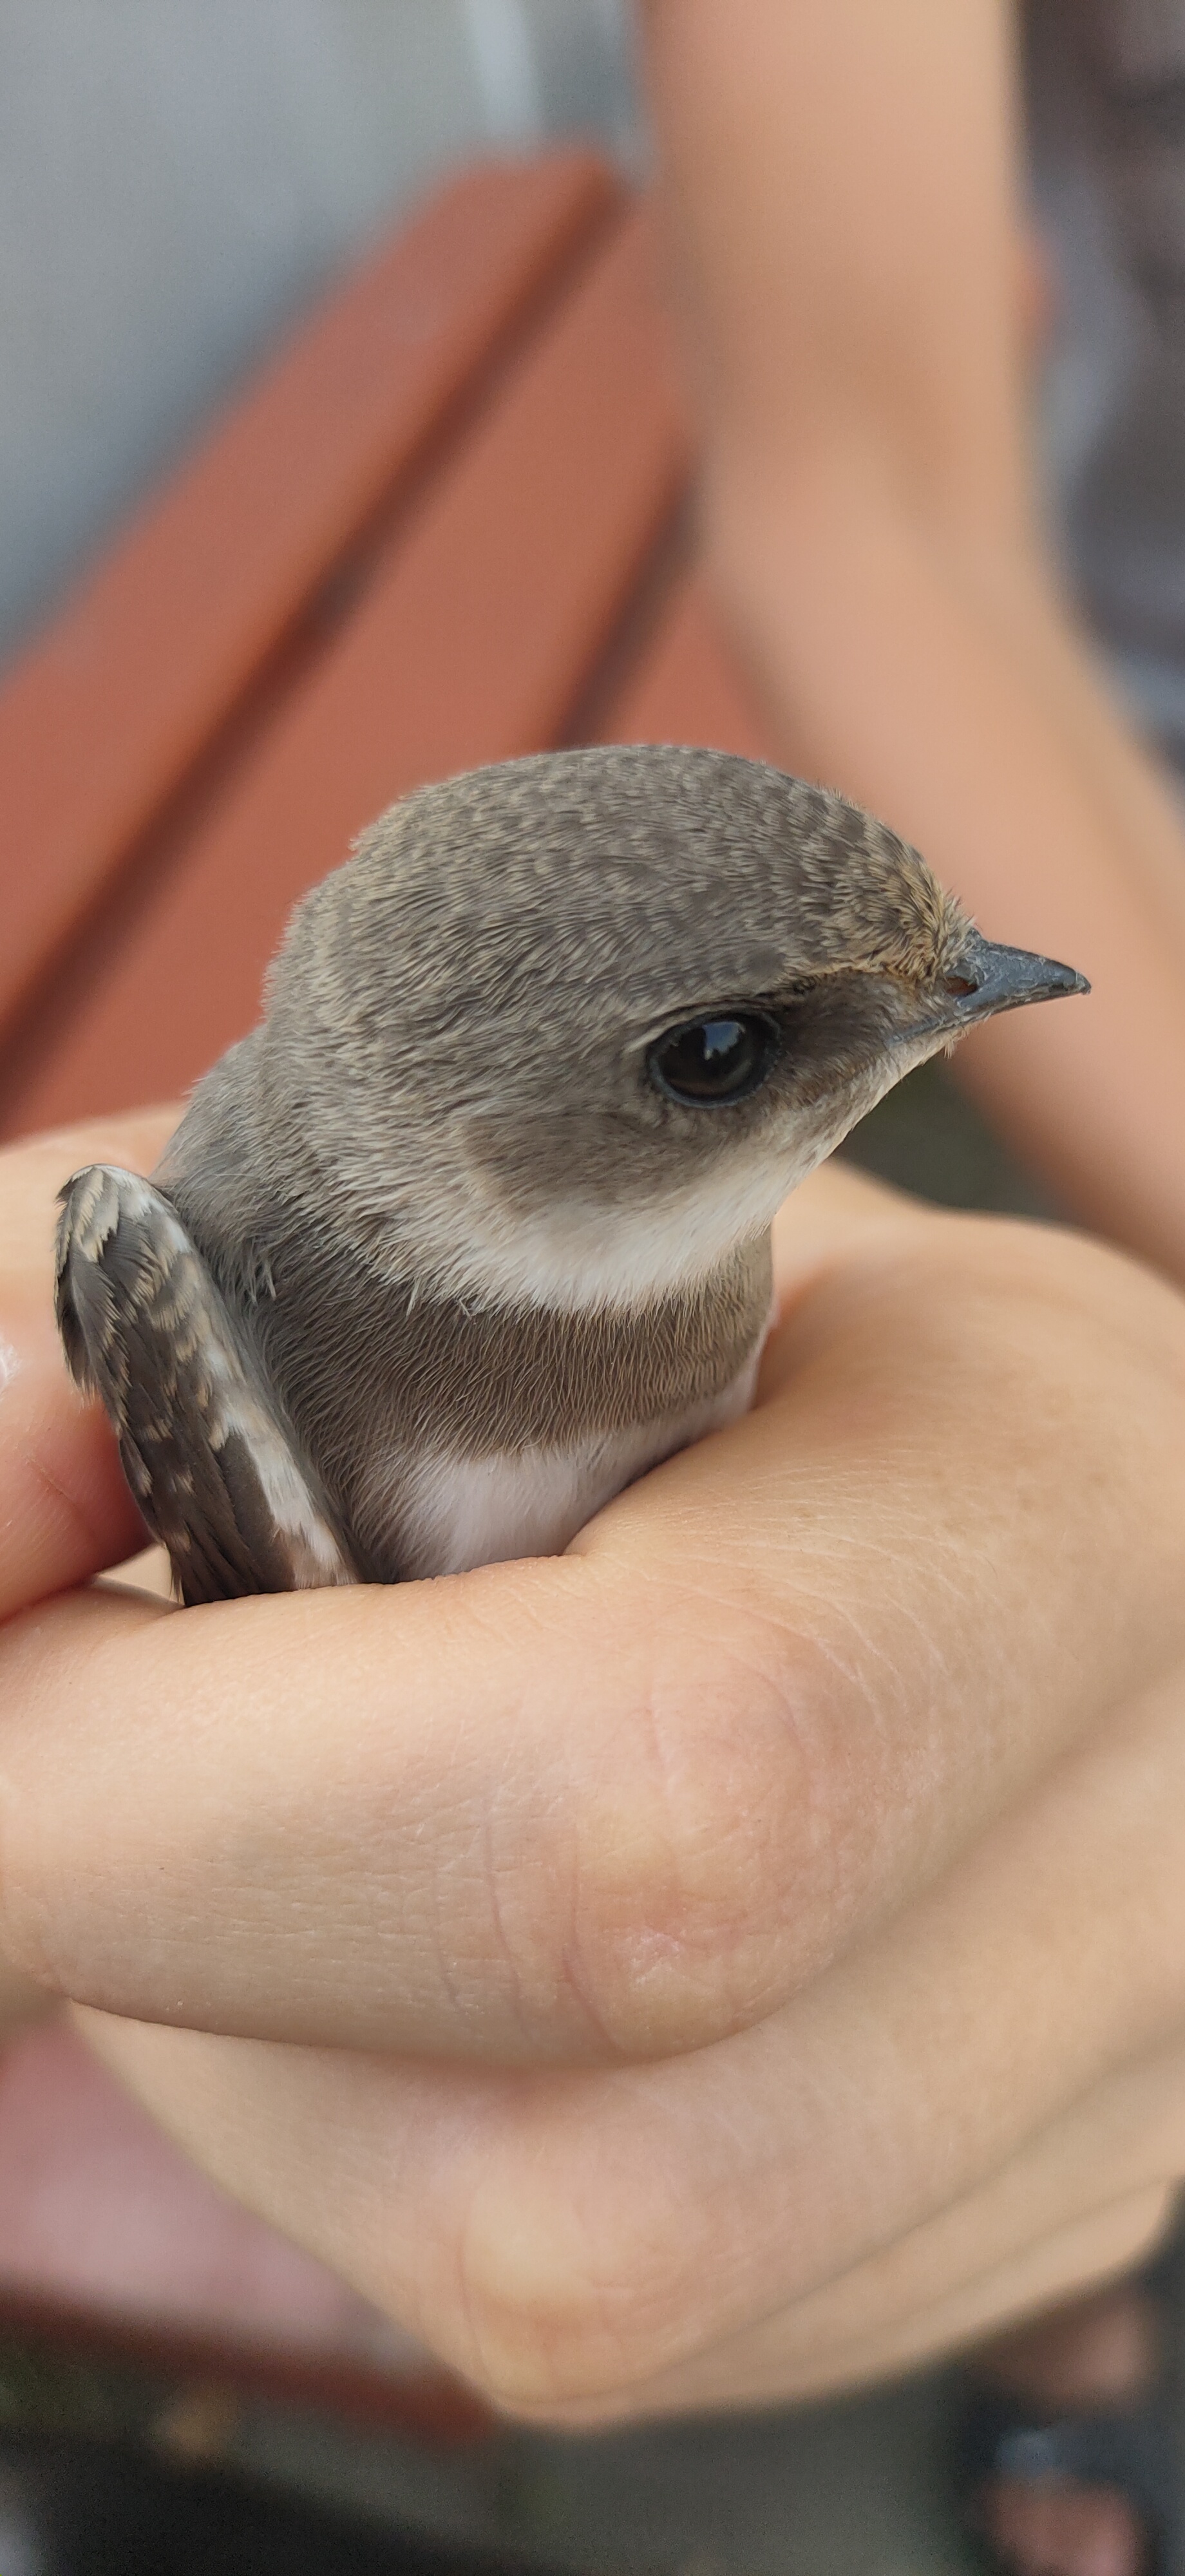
left=356, top=1124, right=826, bottom=1316
left=363, top=1041, right=931, bottom=1315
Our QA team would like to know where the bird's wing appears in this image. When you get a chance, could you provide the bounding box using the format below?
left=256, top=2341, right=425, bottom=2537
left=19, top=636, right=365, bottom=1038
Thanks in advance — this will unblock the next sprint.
left=55, top=1164, right=353, bottom=1605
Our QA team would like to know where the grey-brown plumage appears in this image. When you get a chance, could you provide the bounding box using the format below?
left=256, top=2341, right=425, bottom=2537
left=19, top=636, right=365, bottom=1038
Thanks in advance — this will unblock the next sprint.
left=55, top=746, right=1088, bottom=1604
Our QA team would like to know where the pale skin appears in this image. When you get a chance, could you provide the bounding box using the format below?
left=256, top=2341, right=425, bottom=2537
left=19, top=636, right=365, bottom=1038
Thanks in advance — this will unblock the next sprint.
left=3, top=1107, right=1185, bottom=2424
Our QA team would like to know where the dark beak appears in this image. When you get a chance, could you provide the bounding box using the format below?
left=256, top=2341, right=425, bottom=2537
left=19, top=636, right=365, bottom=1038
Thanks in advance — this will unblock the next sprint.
left=936, top=928, right=1090, bottom=1030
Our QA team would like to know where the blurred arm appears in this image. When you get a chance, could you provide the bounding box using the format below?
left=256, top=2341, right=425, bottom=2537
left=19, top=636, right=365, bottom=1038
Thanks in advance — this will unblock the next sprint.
left=640, top=0, right=1185, bottom=1281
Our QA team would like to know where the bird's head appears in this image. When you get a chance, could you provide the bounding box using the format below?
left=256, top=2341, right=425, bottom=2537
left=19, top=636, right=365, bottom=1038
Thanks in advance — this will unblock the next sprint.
left=263, top=746, right=1087, bottom=1309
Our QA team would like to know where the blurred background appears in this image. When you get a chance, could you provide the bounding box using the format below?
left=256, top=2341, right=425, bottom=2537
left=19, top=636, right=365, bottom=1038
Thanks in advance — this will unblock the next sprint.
left=0, top=1, right=637, bottom=669
left=8, top=1, right=1185, bottom=759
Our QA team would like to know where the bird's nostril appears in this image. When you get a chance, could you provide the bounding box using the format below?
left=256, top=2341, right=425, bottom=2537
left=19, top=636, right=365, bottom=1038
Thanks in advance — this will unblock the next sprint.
left=942, top=972, right=978, bottom=998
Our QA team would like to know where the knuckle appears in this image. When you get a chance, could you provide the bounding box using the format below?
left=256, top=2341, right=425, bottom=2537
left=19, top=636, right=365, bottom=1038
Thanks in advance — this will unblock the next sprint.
left=450, top=2139, right=694, bottom=2415
left=556, top=1602, right=843, bottom=2059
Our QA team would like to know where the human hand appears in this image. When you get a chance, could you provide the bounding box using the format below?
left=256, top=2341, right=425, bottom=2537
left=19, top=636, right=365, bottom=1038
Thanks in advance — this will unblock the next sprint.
left=3, top=1108, right=1185, bottom=2421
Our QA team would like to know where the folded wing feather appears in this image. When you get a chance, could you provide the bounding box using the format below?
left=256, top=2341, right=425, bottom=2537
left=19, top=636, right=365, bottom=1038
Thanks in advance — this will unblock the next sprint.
left=55, top=1166, right=353, bottom=1605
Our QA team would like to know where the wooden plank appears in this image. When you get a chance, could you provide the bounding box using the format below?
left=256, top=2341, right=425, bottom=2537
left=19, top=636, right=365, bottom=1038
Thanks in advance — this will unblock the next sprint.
left=596, top=564, right=777, bottom=758
left=0, top=151, right=618, bottom=1041
left=4, top=209, right=688, bottom=1136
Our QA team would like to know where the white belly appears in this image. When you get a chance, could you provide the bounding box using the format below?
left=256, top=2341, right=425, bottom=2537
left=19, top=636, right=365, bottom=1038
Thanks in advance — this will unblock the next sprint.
left=375, top=1349, right=763, bottom=1580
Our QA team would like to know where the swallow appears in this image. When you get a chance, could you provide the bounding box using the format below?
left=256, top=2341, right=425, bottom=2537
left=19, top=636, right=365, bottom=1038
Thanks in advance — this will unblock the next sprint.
left=56, top=746, right=1088, bottom=1602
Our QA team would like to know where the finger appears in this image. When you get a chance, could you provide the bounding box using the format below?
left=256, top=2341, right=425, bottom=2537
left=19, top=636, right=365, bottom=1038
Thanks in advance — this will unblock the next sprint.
left=755, top=2189, right=1179, bottom=2413
left=767, top=1154, right=910, bottom=1302
left=568, top=2183, right=1178, bottom=2421
left=616, top=2064, right=1185, bottom=2417
left=2, top=1215, right=1184, bottom=2061
left=0, top=1111, right=179, bottom=1611
left=80, top=1658, right=1185, bottom=2417
left=79, top=2017, right=1179, bottom=2419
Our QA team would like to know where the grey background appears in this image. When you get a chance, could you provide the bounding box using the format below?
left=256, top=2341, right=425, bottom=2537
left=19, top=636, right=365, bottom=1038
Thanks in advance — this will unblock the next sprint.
left=7, top=3, right=1185, bottom=775
left=0, top=0, right=636, bottom=670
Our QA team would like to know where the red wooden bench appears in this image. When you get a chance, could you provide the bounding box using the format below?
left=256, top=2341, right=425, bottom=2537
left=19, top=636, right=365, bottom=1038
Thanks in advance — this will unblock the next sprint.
left=0, top=149, right=772, bottom=2430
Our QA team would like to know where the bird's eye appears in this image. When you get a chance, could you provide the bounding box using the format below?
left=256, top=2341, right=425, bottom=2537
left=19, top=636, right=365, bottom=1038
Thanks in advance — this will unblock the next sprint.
left=647, top=1012, right=779, bottom=1107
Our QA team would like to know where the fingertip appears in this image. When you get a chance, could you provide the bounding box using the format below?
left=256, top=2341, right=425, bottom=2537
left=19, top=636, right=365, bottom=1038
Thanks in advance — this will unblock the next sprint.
left=0, top=1114, right=180, bottom=1614
left=0, top=1321, right=146, bottom=1616
left=0, top=1107, right=182, bottom=1289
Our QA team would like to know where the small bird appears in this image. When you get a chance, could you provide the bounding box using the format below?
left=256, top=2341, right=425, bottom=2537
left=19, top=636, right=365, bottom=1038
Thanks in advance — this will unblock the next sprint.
left=56, top=746, right=1087, bottom=1604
